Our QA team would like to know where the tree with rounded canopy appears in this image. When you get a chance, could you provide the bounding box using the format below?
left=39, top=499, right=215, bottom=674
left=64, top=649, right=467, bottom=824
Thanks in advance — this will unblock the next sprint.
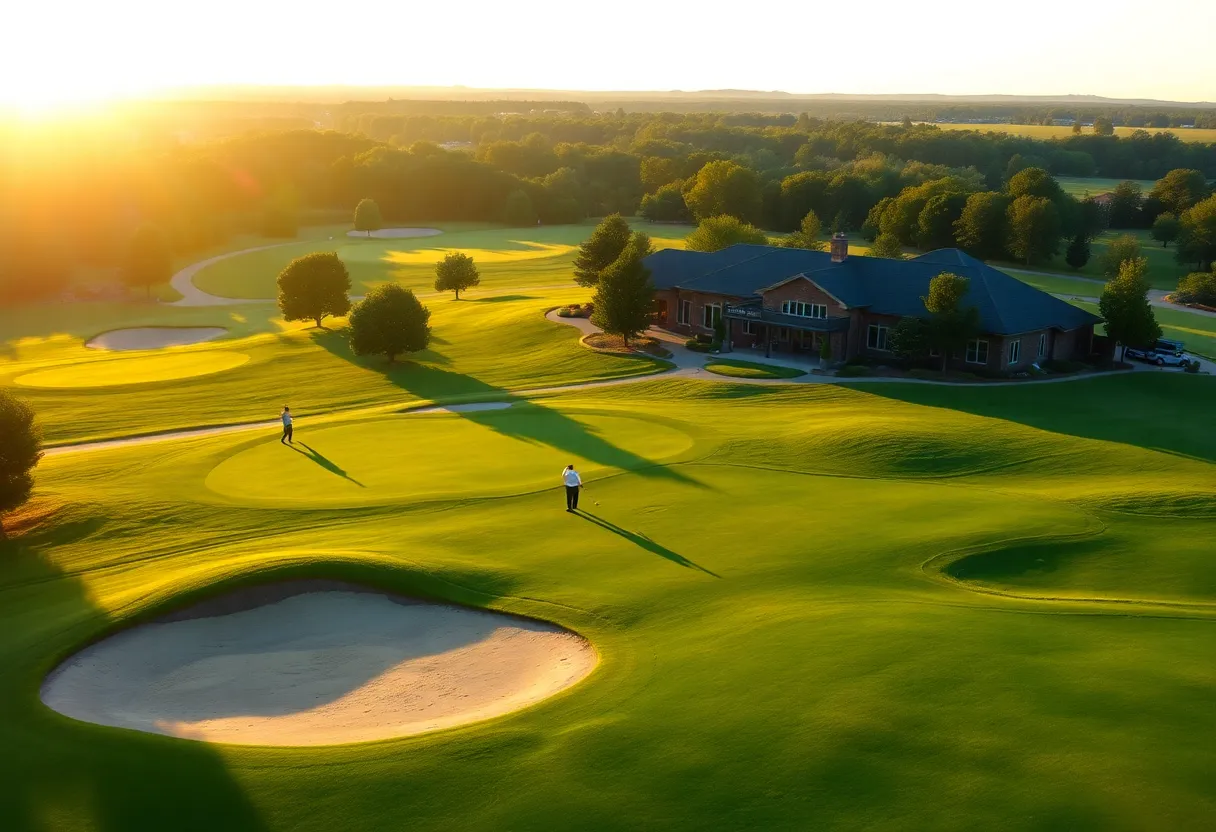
left=0, top=390, right=42, bottom=533
left=276, top=251, right=352, bottom=328
left=573, top=214, right=631, bottom=287
left=1093, top=117, right=1115, bottom=136
left=353, top=198, right=382, bottom=237
left=348, top=283, right=431, bottom=362
left=867, top=232, right=905, bottom=259
left=591, top=232, right=655, bottom=347
left=888, top=317, right=932, bottom=363
left=1175, top=268, right=1216, bottom=306
left=922, top=271, right=980, bottom=370
left=124, top=224, right=172, bottom=298
left=953, top=192, right=1011, bottom=260
left=1099, top=257, right=1160, bottom=361
left=1065, top=234, right=1091, bottom=270
left=777, top=211, right=826, bottom=250
left=684, top=215, right=767, bottom=252
left=683, top=161, right=762, bottom=223
left=639, top=184, right=689, bottom=223
left=434, top=252, right=480, bottom=299
left=1148, top=169, right=1210, bottom=217
left=1175, top=195, right=1216, bottom=271
left=1150, top=213, right=1180, bottom=248
left=1007, top=167, right=1064, bottom=203
left=1107, top=181, right=1143, bottom=228
left=1006, top=195, right=1062, bottom=265
left=917, top=192, right=969, bottom=250
left=503, top=190, right=538, bottom=226
left=1096, top=234, right=1143, bottom=278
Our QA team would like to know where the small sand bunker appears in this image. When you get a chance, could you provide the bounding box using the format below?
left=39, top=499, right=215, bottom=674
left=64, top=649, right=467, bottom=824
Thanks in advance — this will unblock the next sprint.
left=346, top=227, right=443, bottom=239
left=87, top=327, right=227, bottom=351
left=41, top=582, right=596, bottom=747
left=413, top=402, right=514, bottom=414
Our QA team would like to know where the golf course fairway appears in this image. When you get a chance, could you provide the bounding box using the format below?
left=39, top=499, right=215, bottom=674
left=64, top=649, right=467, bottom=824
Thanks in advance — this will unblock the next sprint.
left=3, top=371, right=1215, bottom=831
left=15, top=352, right=250, bottom=389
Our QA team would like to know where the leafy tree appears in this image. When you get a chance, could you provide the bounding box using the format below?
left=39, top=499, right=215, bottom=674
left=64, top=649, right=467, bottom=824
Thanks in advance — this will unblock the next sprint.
left=1006, top=195, right=1062, bottom=265
left=590, top=232, right=655, bottom=347
left=639, top=184, right=690, bottom=223
left=1093, top=117, right=1115, bottom=136
left=777, top=211, right=826, bottom=250
left=1065, top=234, right=1091, bottom=270
left=953, top=192, right=1010, bottom=259
left=1150, top=213, right=1180, bottom=247
left=353, top=198, right=382, bottom=237
left=348, top=283, right=431, bottom=362
left=1096, top=234, right=1143, bottom=278
left=573, top=214, right=632, bottom=287
left=922, top=271, right=980, bottom=369
left=1176, top=195, right=1216, bottom=270
left=1175, top=269, right=1216, bottom=306
left=124, top=224, right=172, bottom=298
left=640, top=157, right=683, bottom=192
left=1099, top=257, right=1160, bottom=361
left=683, top=161, right=763, bottom=223
left=1071, top=121, right=1082, bottom=135
left=1078, top=196, right=1107, bottom=238
left=503, top=190, right=538, bottom=226
left=888, top=317, right=932, bottom=362
left=867, top=232, right=905, bottom=259
left=1148, top=169, right=1210, bottom=216
left=276, top=251, right=352, bottom=328
left=861, top=197, right=894, bottom=241
left=0, top=390, right=42, bottom=532
left=684, top=215, right=768, bottom=252
left=1106, top=181, right=1143, bottom=228
left=917, top=192, right=968, bottom=250
left=434, top=252, right=481, bottom=299
left=1007, top=167, right=1063, bottom=202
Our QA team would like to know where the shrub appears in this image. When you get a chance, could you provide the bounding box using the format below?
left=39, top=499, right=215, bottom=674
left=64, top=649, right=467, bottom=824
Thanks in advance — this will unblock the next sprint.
left=684, top=339, right=712, bottom=353
left=1184, top=359, right=1201, bottom=374
left=1175, top=270, right=1216, bottom=306
left=835, top=364, right=872, bottom=378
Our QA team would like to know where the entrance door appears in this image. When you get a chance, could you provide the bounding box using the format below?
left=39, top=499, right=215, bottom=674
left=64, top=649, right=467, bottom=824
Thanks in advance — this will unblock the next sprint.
left=655, top=299, right=668, bottom=325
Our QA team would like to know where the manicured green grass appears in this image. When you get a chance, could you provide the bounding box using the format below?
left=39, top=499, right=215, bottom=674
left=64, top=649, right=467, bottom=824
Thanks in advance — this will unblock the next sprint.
left=996, top=229, right=1190, bottom=290
left=191, top=221, right=694, bottom=300
left=1003, top=270, right=1103, bottom=298
left=0, top=289, right=665, bottom=444
left=702, top=358, right=807, bottom=379
left=1056, top=176, right=1158, bottom=197
left=1071, top=300, right=1216, bottom=360
left=2, top=375, right=1214, bottom=830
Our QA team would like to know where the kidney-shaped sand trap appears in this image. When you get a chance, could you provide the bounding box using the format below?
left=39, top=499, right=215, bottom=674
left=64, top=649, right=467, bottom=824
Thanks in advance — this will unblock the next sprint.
left=16, top=352, right=250, bottom=388
left=41, top=582, right=597, bottom=747
left=87, top=327, right=228, bottom=351
left=346, top=227, right=443, bottom=239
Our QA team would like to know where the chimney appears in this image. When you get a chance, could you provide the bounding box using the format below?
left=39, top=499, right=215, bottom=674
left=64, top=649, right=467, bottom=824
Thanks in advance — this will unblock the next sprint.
left=830, top=232, right=849, bottom=263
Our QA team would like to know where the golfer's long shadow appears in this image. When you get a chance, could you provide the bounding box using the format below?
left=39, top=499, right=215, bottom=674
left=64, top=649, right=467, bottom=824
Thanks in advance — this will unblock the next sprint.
left=0, top=512, right=267, bottom=831
left=311, top=327, right=705, bottom=488
left=576, top=511, right=719, bottom=577
left=289, top=442, right=366, bottom=487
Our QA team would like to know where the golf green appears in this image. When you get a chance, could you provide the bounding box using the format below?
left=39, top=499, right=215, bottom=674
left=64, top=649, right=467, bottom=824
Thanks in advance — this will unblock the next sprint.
left=14, top=352, right=250, bottom=389
left=205, top=407, right=696, bottom=505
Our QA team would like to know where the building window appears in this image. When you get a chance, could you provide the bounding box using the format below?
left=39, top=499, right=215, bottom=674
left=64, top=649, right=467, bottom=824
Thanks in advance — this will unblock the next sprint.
left=677, top=299, right=691, bottom=325
left=703, top=303, right=722, bottom=329
left=867, top=324, right=890, bottom=351
left=1038, top=333, right=1047, bottom=358
left=742, top=320, right=757, bottom=336
left=781, top=300, right=827, bottom=319
left=966, top=339, right=989, bottom=365
left=1008, top=339, right=1021, bottom=365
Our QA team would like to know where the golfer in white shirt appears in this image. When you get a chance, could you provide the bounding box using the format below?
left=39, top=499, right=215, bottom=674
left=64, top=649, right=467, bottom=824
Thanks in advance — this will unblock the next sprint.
left=562, top=464, right=583, bottom=512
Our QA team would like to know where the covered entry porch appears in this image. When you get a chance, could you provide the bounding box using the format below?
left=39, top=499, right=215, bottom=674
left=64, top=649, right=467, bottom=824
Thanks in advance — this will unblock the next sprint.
left=721, top=302, right=850, bottom=365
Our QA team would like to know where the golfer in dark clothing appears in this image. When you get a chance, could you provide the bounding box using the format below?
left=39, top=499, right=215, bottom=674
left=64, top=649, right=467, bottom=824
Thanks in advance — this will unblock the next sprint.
left=562, top=464, right=582, bottom=511
left=281, top=406, right=294, bottom=444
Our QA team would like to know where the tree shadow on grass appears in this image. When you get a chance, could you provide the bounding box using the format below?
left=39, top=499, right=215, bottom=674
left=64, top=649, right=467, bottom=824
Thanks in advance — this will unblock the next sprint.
left=289, top=442, right=366, bottom=487
left=574, top=511, right=719, bottom=577
left=0, top=511, right=266, bottom=832
left=310, top=326, right=705, bottom=489
left=466, top=295, right=539, bottom=304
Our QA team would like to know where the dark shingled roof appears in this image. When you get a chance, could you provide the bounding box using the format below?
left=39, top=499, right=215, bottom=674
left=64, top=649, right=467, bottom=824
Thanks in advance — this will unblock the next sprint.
left=645, top=245, right=1101, bottom=335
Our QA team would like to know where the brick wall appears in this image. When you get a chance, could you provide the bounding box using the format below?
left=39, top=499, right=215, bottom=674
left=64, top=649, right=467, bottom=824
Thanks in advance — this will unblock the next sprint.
left=760, top=278, right=847, bottom=315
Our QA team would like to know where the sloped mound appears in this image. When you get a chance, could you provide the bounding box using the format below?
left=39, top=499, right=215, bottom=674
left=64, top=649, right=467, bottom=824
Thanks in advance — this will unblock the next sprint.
left=86, top=327, right=227, bottom=351
left=1082, top=490, right=1216, bottom=518
left=41, top=581, right=596, bottom=747
left=15, top=352, right=249, bottom=388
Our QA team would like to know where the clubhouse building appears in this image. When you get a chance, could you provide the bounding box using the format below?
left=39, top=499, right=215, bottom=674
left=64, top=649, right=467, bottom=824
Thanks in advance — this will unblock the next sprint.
left=645, top=234, right=1103, bottom=373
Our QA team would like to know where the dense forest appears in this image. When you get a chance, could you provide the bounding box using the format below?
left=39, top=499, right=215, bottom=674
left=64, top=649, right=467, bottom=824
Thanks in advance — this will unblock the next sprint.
left=2, top=108, right=1215, bottom=300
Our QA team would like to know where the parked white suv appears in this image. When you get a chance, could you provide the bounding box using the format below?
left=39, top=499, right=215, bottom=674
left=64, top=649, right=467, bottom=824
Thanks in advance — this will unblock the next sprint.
left=1125, top=338, right=1191, bottom=367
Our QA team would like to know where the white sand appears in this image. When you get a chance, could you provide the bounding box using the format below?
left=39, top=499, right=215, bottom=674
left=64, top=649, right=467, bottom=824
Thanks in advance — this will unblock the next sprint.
left=346, top=227, right=444, bottom=239
left=87, top=327, right=228, bottom=351
left=41, top=587, right=596, bottom=747
left=413, top=402, right=514, bottom=414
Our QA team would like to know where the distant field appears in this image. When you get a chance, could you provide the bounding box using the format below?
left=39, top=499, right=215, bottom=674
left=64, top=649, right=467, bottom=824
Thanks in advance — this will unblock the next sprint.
left=1056, top=176, right=1158, bottom=197
left=996, top=228, right=1190, bottom=291
left=928, top=123, right=1216, bottom=143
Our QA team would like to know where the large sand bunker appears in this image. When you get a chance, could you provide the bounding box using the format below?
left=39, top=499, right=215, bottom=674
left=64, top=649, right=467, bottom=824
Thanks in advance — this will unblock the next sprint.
left=87, top=327, right=227, bottom=351
left=41, top=582, right=596, bottom=746
left=346, top=227, right=443, bottom=239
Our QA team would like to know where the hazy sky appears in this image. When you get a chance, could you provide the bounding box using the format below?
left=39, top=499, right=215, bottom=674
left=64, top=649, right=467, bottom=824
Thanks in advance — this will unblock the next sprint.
left=5, top=0, right=1215, bottom=110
